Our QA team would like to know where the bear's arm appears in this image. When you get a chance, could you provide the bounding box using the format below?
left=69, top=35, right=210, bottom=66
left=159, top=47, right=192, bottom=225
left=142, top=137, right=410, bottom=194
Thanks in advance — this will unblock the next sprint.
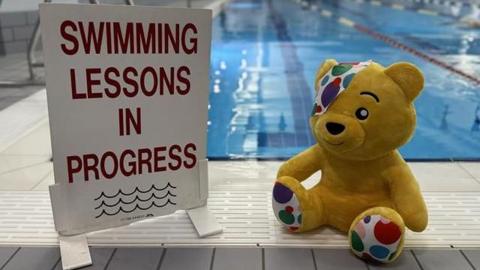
left=384, top=164, right=428, bottom=232
left=277, top=145, right=324, bottom=182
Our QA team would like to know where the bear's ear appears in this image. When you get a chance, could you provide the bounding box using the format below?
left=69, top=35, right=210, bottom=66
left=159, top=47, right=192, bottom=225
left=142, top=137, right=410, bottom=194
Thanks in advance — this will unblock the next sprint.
left=385, top=62, right=424, bottom=102
left=314, top=59, right=337, bottom=91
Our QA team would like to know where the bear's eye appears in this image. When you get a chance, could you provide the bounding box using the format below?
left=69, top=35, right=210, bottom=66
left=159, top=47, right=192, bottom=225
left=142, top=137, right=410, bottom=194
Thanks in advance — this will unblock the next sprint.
left=355, top=107, right=369, bottom=120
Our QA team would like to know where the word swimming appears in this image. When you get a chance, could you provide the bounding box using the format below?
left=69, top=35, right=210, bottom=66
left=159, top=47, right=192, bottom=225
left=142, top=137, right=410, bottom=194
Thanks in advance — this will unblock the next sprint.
left=60, top=20, right=198, bottom=55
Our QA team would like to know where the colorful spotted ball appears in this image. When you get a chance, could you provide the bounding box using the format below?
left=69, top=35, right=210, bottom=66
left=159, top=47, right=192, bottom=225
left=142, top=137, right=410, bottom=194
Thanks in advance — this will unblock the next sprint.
left=350, top=214, right=403, bottom=263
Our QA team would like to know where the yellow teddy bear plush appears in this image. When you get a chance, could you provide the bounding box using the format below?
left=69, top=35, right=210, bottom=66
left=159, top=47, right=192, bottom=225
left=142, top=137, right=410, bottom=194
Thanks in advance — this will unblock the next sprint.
left=272, top=59, right=428, bottom=263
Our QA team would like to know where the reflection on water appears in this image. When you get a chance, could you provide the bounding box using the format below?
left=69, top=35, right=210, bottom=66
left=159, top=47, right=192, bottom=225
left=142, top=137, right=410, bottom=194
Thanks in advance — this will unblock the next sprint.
left=207, top=0, right=480, bottom=160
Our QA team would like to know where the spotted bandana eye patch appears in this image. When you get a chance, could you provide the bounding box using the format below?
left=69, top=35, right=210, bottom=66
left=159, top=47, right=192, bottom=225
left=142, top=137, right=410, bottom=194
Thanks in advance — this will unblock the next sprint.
left=312, top=60, right=372, bottom=116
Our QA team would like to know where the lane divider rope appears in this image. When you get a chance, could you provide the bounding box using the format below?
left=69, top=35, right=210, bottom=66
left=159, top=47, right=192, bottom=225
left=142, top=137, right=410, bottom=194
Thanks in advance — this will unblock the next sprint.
left=353, top=23, right=480, bottom=85
left=295, top=0, right=480, bottom=85
left=345, top=0, right=474, bottom=17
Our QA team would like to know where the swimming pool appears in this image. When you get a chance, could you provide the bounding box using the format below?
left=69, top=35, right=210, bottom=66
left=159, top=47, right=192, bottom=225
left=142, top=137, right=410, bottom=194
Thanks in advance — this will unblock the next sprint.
left=207, top=0, right=480, bottom=160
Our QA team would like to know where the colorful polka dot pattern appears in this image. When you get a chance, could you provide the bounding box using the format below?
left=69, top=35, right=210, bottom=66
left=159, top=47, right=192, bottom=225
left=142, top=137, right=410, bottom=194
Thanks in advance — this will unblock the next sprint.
left=312, top=60, right=372, bottom=116
left=350, top=214, right=403, bottom=263
left=272, top=182, right=302, bottom=231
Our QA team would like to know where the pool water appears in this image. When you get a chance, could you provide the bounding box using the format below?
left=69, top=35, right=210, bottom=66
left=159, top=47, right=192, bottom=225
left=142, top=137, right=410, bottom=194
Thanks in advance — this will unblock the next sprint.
left=207, top=0, right=480, bottom=160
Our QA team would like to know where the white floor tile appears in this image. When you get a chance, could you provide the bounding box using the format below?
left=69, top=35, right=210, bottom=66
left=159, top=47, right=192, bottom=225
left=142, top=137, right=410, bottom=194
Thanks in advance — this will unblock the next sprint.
left=418, top=177, right=480, bottom=191
left=457, top=162, right=480, bottom=180
left=404, top=162, right=480, bottom=191
left=409, top=162, right=473, bottom=180
left=208, top=161, right=280, bottom=189
left=2, top=120, right=52, bottom=156
left=0, top=161, right=52, bottom=190
left=0, top=155, right=50, bottom=176
left=32, top=170, right=55, bottom=191
left=0, top=90, right=48, bottom=152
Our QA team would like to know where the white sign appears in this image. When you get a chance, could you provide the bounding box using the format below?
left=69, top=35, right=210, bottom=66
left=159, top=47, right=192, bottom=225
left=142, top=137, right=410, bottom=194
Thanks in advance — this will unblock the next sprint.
left=40, top=3, right=212, bottom=235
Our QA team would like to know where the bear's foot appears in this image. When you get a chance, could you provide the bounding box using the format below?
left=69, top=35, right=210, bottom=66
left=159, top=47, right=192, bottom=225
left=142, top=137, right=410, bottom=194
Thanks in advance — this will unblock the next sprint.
left=272, top=176, right=325, bottom=232
left=349, top=207, right=405, bottom=264
left=272, top=181, right=303, bottom=232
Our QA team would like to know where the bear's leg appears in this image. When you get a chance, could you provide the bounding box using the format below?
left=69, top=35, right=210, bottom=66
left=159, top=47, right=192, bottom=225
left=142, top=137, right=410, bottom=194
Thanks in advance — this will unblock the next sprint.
left=349, top=207, right=405, bottom=264
left=272, top=176, right=325, bottom=232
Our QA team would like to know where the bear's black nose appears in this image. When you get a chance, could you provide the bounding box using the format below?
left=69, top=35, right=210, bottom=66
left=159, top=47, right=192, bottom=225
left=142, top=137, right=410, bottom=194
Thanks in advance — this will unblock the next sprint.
left=326, top=122, right=345, bottom=135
